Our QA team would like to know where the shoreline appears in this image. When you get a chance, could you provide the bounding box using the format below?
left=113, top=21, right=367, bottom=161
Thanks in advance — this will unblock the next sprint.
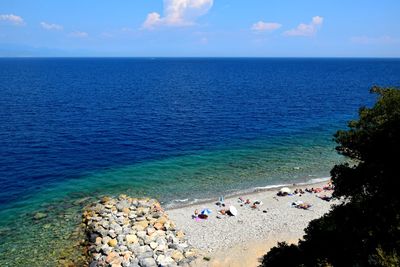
left=164, top=176, right=331, bottom=210
left=166, top=180, right=336, bottom=266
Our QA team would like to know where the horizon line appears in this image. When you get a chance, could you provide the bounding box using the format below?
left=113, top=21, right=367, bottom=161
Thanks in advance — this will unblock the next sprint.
left=0, top=56, right=399, bottom=59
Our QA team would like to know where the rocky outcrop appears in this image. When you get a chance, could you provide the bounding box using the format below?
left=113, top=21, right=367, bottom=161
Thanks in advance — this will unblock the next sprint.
left=82, top=195, right=198, bottom=267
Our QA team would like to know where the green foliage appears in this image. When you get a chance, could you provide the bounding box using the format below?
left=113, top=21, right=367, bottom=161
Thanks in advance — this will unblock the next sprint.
left=261, top=87, right=400, bottom=267
left=370, top=246, right=400, bottom=267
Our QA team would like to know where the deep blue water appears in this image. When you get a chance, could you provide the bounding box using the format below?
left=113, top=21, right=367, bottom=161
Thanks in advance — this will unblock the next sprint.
left=1, top=58, right=400, bottom=265
left=1, top=58, right=400, bottom=207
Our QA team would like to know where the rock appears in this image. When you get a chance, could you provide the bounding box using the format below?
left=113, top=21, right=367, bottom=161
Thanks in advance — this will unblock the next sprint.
left=109, top=230, right=117, bottom=238
left=33, top=212, right=47, bottom=220
left=92, top=253, right=101, bottom=260
left=73, top=197, right=91, bottom=206
left=149, top=241, right=158, bottom=249
left=126, top=234, right=138, bottom=244
left=146, top=227, right=156, bottom=236
left=117, top=235, right=125, bottom=244
left=111, top=261, right=122, bottom=267
left=157, top=255, right=176, bottom=266
left=134, top=220, right=149, bottom=231
left=108, top=238, right=118, bottom=247
left=169, top=243, right=179, bottom=250
left=184, top=250, right=196, bottom=258
left=156, top=237, right=167, bottom=246
left=128, top=212, right=137, bottom=219
left=137, top=251, right=153, bottom=259
left=154, top=222, right=164, bottom=231
left=116, top=200, right=130, bottom=211
left=134, top=245, right=152, bottom=255
left=139, top=257, right=157, bottom=267
left=102, top=221, right=109, bottom=229
left=171, top=250, right=184, bottom=262
left=122, top=207, right=130, bottom=214
left=106, top=252, right=119, bottom=263
left=122, top=251, right=132, bottom=261
left=83, top=196, right=197, bottom=267
left=89, top=232, right=100, bottom=243
left=144, top=234, right=156, bottom=245
left=101, top=244, right=112, bottom=255
left=156, top=216, right=168, bottom=225
left=136, top=216, right=145, bottom=221
left=114, top=224, right=123, bottom=234
left=164, top=221, right=172, bottom=230
left=155, top=244, right=166, bottom=252
left=102, top=236, right=111, bottom=245
left=136, top=207, right=148, bottom=216
left=151, top=212, right=162, bottom=219
left=175, top=230, right=185, bottom=239
left=136, top=231, right=147, bottom=240
left=127, top=243, right=140, bottom=253
left=156, top=230, right=166, bottom=236
left=169, top=221, right=177, bottom=231
left=95, top=236, right=102, bottom=245
left=101, top=196, right=111, bottom=203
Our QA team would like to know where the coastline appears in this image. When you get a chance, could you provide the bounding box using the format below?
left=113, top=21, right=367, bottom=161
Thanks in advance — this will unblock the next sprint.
left=164, top=176, right=331, bottom=210
left=166, top=180, right=336, bottom=266
left=0, top=175, right=334, bottom=266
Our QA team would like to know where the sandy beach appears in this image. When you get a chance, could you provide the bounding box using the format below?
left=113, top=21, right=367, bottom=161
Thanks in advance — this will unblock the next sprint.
left=167, top=181, right=336, bottom=267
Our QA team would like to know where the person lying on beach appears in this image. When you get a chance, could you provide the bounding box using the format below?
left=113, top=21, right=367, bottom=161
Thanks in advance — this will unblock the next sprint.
left=313, top=188, right=323, bottom=193
left=317, top=195, right=332, bottom=202
left=297, top=203, right=312, bottom=210
left=197, top=214, right=208, bottom=219
left=218, top=208, right=238, bottom=216
left=250, top=200, right=263, bottom=209
left=292, top=201, right=312, bottom=210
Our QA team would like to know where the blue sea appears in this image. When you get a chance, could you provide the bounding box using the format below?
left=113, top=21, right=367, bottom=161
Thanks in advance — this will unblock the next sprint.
left=0, top=58, right=399, bottom=265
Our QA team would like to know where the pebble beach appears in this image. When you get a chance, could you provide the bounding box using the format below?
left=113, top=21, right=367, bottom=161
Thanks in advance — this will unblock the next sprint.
left=167, top=181, right=336, bottom=267
left=81, top=181, right=336, bottom=267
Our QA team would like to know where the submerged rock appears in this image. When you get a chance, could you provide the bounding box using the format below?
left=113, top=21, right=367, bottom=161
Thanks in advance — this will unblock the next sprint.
left=33, top=212, right=48, bottom=220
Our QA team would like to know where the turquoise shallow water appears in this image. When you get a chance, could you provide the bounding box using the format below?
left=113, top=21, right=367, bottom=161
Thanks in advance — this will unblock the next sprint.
left=0, top=130, right=340, bottom=222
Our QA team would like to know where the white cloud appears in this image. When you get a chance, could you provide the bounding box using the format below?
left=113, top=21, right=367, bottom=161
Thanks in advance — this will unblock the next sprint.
left=251, top=21, right=282, bottom=32
left=40, top=22, right=63, bottom=31
left=350, top=35, right=398, bottom=45
left=143, top=12, right=162, bottom=29
left=0, top=14, right=24, bottom=25
left=142, top=0, right=213, bottom=29
left=284, top=16, right=323, bottom=37
left=69, top=31, right=88, bottom=38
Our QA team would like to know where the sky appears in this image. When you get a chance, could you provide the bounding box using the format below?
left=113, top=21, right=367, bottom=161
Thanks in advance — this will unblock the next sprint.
left=0, top=0, right=399, bottom=57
